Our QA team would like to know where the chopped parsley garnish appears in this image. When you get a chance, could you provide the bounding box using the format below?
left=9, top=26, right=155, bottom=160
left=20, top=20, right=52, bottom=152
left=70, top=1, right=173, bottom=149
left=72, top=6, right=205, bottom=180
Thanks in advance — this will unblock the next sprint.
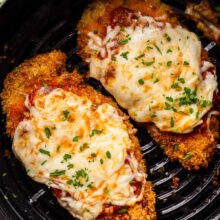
left=179, top=87, right=198, bottom=106
left=142, top=60, right=155, bottom=66
left=41, top=160, right=47, bottom=165
left=44, top=127, right=51, bottom=139
left=87, top=183, right=94, bottom=189
left=167, top=49, right=172, bottom=53
left=167, top=61, right=172, bottom=67
left=72, top=136, right=79, bottom=142
left=50, top=170, right=66, bottom=177
left=196, top=111, right=199, bottom=119
left=120, top=36, right=131, bottom=45
left=90, top=153, right=97, bottom=158
left=189, top=108, right=194, bottom=114
left=80, top=143, right=89, bottom=151
left=182, top=152, right=193, bottom=161
left=90, top=129, right=102, bottom=137
left=171, top=83, right=181, bottom=89
left=63, top=154, right=72, bottom=161
left=164, top=102, right=172, bottom=110
left=183, top=61, right=189, bottom=65
left=146, top=46, right=153, bottom=50
left=67, top=164, right=74, bottom=169
left=39, top=148, right=50, bottom=157
left=104, top=187, right=110, bottom=195
left=118, top=208, right=128, bottom=214
left=178, top=78, right=185, bottom=84
left=43, top=82, right=49, bottom=88
left=100, top=158, right=104, bottom=164
left=153, top=78, right=159, bottom=84
left=154, top=44, right=162, bottom=55
left=120, top=51, right=129, bottom=60
left=112, top=56, right=117, bottom=61
left=165, top=34, right=171, bottom=42
left=166, top=96, right=173, bottom=102
left=201, top=100, right=212, bottom=108
left=138, top=79, right=145, bottom=85
left=106, top=151, right=111, bottom=159
left=135, top=53, right=145, bottom=60
left=170, top=117, right=175, bottom=127
left=107, top=38, right=111, bottom=43
left=67, top=169, right=90, bottom=188
left=63, top=110, right=70, bottom=120
left=173, top=144, right=179, bottom=152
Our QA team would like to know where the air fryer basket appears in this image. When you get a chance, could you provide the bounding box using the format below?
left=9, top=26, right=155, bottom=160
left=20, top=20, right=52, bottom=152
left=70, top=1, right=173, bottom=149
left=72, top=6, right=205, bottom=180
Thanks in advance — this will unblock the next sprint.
left=0, top=0, right=219, bottom=219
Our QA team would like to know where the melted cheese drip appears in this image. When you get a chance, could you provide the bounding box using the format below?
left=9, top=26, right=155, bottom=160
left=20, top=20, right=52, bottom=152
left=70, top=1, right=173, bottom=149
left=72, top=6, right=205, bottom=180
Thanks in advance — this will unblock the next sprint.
left=13, top=88, right=145, bottom=220
left=87, top=14, right=218, bottom=133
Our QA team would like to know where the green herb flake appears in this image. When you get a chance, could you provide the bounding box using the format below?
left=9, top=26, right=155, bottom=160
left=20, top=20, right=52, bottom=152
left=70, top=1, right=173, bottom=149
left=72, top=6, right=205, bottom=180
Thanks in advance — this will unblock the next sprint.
left=50, top=170, right=66, bottom=177
left=196, top=111, right=199, bottom=119
left=189, top=108, right=194, bottom=114
left=167, top=49, right=172, bottom=53
left=104, top=187, right=110, bottom=195
left=154, top=44, right=162, bottom=55
left=170, top=117, right=175, bottom=127
left=173, top=144, right=179, bottom=152
left=100, top=158, right=104, bottom=164
left=146, top=46, right=153, bottom=50
left=167, top=61, right=172, bottom=67
left=183, top=61, right=189, bottom=65
left=118, top=208, right=128, bottom=214
left=178, top=77, right=185, bottom=84
left=138, top=79, right=145, bottom=85
left=106, top=151, right=111, bottom=159
left=72, top=136, right=79, bottom=142
left=135, top=53, right=145, bottom=60
left=166, top=96, right=173, bottom=102
left=90, top=129, right=103, bottom=137
left=63, top=154, right=72, bottom=161
left=43, top=82, right=49, bottom=88
left=39, top=148, right=50, bottom=157
left=112, top=56, right=117, bottom=61
left=171, top=83, right=180, bottom=89
left=201, top=100, right=212, bottom=108
left=67, top=164, right=74, bottom=169
left=87, top=183, right=94, bottom=189
left=153, top=78, right=159, bottom=84
left=90, top=153, right=97, bottom=158
left=41, top=160, right=47, bottom=165
left=142, top=60, right=155, bottom=66
left=182, top=151, right=193, bottom=161
left=80, top=143, right=89, bottom=151
left=63, top=110, right=70, bottom=120
left=120, top=51, right=129, bottom=60
left=44, top=127, right=51, bottom=139
left=164, top=102, right=172, bottom=110
left=120, top=36, right=131, bottom=45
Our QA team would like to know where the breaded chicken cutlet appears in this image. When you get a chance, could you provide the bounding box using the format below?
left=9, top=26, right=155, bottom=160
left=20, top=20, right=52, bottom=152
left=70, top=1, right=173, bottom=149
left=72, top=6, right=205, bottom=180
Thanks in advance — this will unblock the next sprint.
left=1, top=51, right=156, bottom=220
left=77, top=0, right=220, bottom=170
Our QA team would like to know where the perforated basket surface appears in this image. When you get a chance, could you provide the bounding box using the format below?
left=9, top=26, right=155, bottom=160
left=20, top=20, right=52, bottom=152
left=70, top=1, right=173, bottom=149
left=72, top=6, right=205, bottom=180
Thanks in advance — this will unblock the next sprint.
left=0, top=0, right=220, bottom=219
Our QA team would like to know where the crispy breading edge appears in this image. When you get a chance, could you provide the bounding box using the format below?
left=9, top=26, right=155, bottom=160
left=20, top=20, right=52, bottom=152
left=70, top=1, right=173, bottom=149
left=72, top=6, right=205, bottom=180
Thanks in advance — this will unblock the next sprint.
left=1, top=50, right=156, bottom=220
left=77, top=0, right=219, bottom=171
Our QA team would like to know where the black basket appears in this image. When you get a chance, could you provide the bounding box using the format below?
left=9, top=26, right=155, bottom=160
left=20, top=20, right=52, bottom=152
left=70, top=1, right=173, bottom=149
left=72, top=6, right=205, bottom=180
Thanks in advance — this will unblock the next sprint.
left=0, top=0, right=220, bottom=219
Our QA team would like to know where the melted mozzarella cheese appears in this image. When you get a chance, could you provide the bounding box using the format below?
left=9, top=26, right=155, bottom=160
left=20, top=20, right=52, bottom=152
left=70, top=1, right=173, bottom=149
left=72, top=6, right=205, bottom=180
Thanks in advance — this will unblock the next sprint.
left=13, top=88, right=145, bottom=220
left=87, top=14, right=218, bottom=133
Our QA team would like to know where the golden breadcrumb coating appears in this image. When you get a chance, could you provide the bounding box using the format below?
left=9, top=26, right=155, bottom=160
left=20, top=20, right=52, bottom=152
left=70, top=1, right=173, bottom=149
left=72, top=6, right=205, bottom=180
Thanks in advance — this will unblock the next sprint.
left=1, top=50, right=156, bottom=220
left=77, top=0, right=219, bottom=170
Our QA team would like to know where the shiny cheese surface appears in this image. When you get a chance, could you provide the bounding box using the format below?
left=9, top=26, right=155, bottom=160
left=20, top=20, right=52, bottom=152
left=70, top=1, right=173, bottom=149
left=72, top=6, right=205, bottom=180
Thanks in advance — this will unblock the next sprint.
left=13, top=88, right=145, bottom=220
left=87, top=13, right=217, bottom=133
